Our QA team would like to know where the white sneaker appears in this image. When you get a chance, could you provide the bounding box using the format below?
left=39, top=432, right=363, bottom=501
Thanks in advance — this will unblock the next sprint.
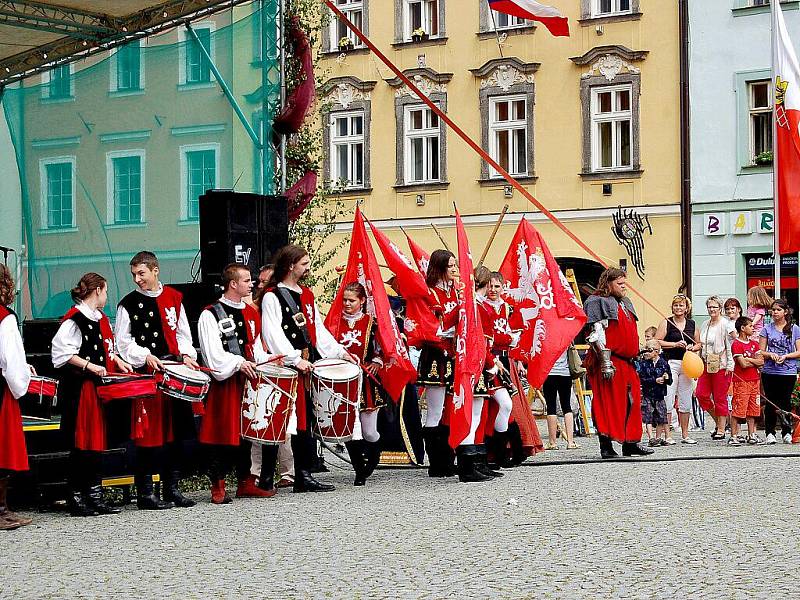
left=681, top=437, right=697, bottom=445
left=766, top=433, right=777, bottom=445
left=783, top=433, right=793, bottom=444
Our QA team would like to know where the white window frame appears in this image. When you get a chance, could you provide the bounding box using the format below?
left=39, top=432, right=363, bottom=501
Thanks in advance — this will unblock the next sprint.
left=179, top=143, right=220, bottom=221
left=40, top=64, right=75, bottom=100
left=105, top=149, right=146, bottom=225
left=403, top=104, right=441, bottom=184
left=592, top=0, right=632, bottom=17
left=109, top=40, right=146, bottom=94
left=590, top=84, right=633, bottom=172
left=330, top=0, right=365, bottom=49
left=404, top=0, right=438, bottom=40
left=749, top=0, right=770, bottom=6
left=39, top=156, right=76, bottom=230
left=491, top=12, right=528, bottom=30
left=178, top=22, right=216, bottom=86
left=748, top=79, right=772, bottom=162
left=329, top=110, right=365, bottom=189
left=488, top=94, right=528, bottom=178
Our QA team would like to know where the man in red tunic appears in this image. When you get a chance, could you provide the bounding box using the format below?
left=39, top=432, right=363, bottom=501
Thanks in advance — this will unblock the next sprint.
left=583, top=268, right=653, bottom=459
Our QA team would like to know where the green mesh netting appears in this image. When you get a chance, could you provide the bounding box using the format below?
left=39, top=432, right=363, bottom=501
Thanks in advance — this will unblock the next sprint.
left=1, top=2, right=281, bottom=320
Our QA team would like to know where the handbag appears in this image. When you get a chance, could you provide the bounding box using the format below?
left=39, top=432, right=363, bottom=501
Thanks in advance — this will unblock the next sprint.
left=702, top=323, right=722, bottom=374
left=567, top=344, right=586, bottom=379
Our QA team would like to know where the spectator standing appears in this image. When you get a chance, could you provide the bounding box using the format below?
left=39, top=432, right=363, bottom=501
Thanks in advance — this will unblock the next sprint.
left=747, top=286, right=773, bottom=342
left=731, top=316, right=764, bottom=446
left=656, top=294, right=700, bottom=444
left=697, top=296, right=734, bottom=440
left=636, top=340, right=673, bottom=446
left=759, top=299, right=800, bottom=444
left=542, top=350, right=578, bottom=450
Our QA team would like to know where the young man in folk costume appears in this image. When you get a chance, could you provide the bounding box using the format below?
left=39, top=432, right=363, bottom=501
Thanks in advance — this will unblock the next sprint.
left=0, top=264, right=35, bottom=530
left=583, top=268, right=653, bottom=459
left=115, top=251, right=200, bottom=509
left=52, top=273, right=134, bottom=516
left=198, top=264, right=284, bottom=503
left=331, top=282, right=385, bottom=486
left=417, top=249, right=460, bottom=478
left=261, top=245, right=357, bottom=493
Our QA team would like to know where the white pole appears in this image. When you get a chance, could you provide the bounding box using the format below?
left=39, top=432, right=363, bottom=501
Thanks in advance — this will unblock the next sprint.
left=772, top=0, right=782, bottom=301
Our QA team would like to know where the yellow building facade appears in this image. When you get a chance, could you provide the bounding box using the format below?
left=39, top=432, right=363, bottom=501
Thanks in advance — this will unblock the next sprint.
left=317, top=0, right=683, bottom=328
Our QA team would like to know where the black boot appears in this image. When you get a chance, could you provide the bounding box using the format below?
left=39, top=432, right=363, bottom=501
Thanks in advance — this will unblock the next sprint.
left=488, top=431, right=514, bottom=469
left=162, top=471, right=196, bottom=508
left=135, top=475, right=173, bottom=510
left=86, top=483, right=121, bottom=515
left=68, top=488, right=98, bottom=517
left=293, top=469, right=335, bottom=493
left=422, top=426, right=445, bottom=477
left=473, top=444, right=504, bottom=478
left=362, top=440, right=382, bottom=479
left=622, top=442, right=655, bottom=457
left=438, top=425, right=457, bottom=476
left=599, top=435, right=619, bottom=459
left=456, top=445, right=492, bottom=483
left=507, top=422, right=527, bottom=466
left=346, top=440, right=368, bottom=487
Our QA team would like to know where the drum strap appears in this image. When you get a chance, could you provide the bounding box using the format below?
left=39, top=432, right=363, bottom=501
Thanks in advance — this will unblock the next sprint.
left=211, top=303, right=243, bottom=357
left=277, top=287, right=312, bottom=346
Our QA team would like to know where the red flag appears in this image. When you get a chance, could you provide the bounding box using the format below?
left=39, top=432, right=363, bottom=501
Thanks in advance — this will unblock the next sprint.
left=367, top=219, right=439, bottom=347
left=325, top=207, right=417, bottom=401
left=487, top=0, right=569, bottom=37
left=772, top=1, right=800, bottom=254
left=499, top=218, right=586, bottom=389
left=449, top=209, right=487, bottom=448
left=405, top=232, right=431, bottom=275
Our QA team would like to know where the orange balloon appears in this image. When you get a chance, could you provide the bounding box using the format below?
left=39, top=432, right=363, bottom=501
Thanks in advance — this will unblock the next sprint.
left=682, top=351, right=704, bottom=379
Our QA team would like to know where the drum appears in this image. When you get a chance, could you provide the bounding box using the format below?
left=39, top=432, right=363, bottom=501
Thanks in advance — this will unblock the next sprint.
left=20, top=376, right=59, bottom=419
left=310, top=358, right=362, bottom=442
left=241, top=365, right=297, bottom=445
left=156, top=364, right=210, bottom=402
left=96, top=373, right=156, bottom=403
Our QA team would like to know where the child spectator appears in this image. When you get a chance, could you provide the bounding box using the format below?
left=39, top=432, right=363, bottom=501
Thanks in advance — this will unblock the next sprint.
left=637, top=340, right=673, bottom=446
left=644, top=326, right=657, bottom=342
left=747, top=285, right=773, bottom=342
left=731, top=316, right=764, bottom=445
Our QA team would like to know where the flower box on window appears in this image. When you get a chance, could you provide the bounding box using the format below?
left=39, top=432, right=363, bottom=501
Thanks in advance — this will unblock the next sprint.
left=754, top=150, right=773, bottom=166
left=338, top=37, right=355, bottom=52
left=411, top=28, right=429, bottom=43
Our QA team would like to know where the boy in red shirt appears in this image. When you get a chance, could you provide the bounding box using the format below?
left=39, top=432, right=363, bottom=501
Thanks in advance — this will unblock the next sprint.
left=731, top=316, right=765, bottom=445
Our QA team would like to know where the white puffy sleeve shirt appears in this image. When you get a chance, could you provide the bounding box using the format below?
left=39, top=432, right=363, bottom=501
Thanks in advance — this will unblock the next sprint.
left=0, top=313, right=31, bottom=400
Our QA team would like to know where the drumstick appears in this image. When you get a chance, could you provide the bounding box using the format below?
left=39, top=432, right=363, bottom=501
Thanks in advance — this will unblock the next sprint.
left=160, top=361, right=221, bottom=375
left=255, top=354, right=286, bottom=368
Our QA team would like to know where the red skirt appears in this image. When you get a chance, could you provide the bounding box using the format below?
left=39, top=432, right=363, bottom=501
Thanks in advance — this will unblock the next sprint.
left=132, top=390, right=173, bottom=448
left=0, top=388, right=28, bottom=472
left=74, top=380, right=106, bottom=452
left=586, top=354, right=643, bottom=443
left=198, top=377, right=244, bottom=446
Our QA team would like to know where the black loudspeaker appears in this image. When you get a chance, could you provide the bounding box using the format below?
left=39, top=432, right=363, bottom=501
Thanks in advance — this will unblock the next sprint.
left=170, top=282, right=223, bottom=344
left=199, top=190, right=288, bottom=283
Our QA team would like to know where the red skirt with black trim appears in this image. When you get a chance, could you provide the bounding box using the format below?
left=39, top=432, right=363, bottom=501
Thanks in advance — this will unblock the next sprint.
left=74, top=380, right=106, bottom=452
left=198, top=377, right=245, bottom=446
left=0, top=388, right=28, bottom=472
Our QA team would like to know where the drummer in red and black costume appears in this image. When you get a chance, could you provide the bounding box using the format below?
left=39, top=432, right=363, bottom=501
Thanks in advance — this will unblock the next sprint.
left=115, top=250, right=199, bottom=509
left=0, top=264, right=35, bottom=530
left=584, top=267, right=653, bottom=459
left=417, top=249, right=459, bottom=478
left=261, top=244, right=357, bottom=493
left=198, top=263, right=285, bottom=504
left=52, top=272, right=134, bottom=517
left=333, top=282, right=385, bottom=487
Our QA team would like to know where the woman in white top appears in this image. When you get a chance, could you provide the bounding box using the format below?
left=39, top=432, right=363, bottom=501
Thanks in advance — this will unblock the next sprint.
left=696, top=296, right=734, bottom=440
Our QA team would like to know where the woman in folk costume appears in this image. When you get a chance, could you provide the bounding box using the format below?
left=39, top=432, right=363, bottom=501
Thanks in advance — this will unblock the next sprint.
left=418, top=249, right=460, bottom=477
left=475, top=268, right=521, bottom=472
left=0, top=264, right=35, bottom=530
left=331, top=282, right=387, bottom=486
left=51, top=273, right=134, bottom=516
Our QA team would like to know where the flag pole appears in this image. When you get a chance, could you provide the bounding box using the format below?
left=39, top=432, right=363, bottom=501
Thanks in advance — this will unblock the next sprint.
left=772, top=0, right=782, bottom=301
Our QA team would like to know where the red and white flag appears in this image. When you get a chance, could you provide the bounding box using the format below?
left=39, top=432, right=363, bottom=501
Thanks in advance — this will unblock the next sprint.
left=487, top=0, right=569, bottom=37
left=772, top=1, right=800, bottom=254
left=449, top=209, right=487, bottom=448
left=325, top=207, right=417, bottom=401
left=405, top=232, right=431, bottom=275
left=367, top=219, right=440, bottom=347
left=499, top=218, right=586, bottom=389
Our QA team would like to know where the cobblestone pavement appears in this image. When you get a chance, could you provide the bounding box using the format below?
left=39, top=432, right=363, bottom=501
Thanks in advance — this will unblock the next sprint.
left=3, top=431, right=800, bottom=600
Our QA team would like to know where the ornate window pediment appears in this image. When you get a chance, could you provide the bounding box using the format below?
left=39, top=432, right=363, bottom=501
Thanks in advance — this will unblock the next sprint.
left=320, top=76, right=377, bottom=109
left=385, top=67, right=453, bottom=97
left=570, top=45, right=648, bottom=82
left=470, top=57, right=540, bottom=92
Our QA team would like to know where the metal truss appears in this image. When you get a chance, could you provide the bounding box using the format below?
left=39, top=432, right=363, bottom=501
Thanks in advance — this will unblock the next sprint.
left=0, top=0, right=251, bottom=87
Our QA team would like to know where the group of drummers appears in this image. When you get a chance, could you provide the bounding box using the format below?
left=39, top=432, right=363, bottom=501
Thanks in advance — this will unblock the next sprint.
left=0, top=244, right=540, bottom=530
